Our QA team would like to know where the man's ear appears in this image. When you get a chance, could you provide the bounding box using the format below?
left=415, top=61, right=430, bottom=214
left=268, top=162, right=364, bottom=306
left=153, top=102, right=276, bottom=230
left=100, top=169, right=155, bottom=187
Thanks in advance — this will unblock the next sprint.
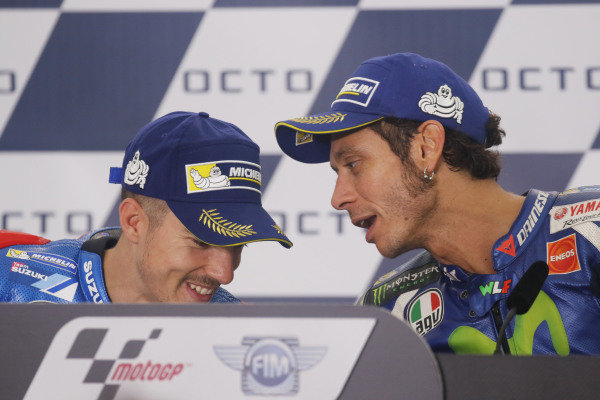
left=412, top=120, right=446, bottom=171
left=119, top=198, right=148, bottom=244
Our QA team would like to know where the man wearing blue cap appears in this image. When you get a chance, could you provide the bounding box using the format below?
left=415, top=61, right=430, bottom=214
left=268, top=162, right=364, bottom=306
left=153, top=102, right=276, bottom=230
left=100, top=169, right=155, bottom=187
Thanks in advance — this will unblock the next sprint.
left=275, top=53, right=600, bottom=355
left=0, top=111, right=291, bottom=304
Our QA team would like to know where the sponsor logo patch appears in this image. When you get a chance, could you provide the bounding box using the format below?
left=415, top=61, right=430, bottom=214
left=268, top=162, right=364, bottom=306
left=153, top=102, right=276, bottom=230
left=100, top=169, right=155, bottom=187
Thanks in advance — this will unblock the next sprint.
left=332, top=77, right=379, bottom=107
left=496, top=235, right=516, bottom=257
left=550, top=199, right=600, bottom=233
left=9, top=261, right=78, bottom=302
left=186, top=160, right=261, bottom=194
left=479, top=279, right=512, bottom=297
left=214, top=337, right=326, bottom=396
left=7, top=249, right=77, bottom=275
left=547, top=234, right=581, bottom=275
left=517, top=191, right=549, bottom=246
left=418, top=84, right=464, bottom=123
left=10, top=261, right=48, bottom=281
left=295, top=131, right=313, bottom=145
left=368, top=264, right=440, bottom=306
left=408, top=289, right=444, bottom=335
left=66, top=328, right=184, bottom=396
left=123, top=150, right=149, bottom=189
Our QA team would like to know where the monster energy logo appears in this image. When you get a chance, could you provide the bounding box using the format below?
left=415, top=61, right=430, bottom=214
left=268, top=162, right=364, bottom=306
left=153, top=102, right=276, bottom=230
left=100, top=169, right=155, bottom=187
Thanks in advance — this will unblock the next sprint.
left=368, top=264, right=441, bottom=306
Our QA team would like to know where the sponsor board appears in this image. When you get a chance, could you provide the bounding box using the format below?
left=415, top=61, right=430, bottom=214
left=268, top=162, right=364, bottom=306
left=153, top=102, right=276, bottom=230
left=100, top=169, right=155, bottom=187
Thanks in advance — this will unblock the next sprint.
left=25, top=316, right=375, bottom=400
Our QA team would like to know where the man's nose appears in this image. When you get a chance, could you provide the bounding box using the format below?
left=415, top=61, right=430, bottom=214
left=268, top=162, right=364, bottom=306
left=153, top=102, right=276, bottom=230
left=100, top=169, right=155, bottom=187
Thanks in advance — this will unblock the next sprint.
left=204, top=247, right=241, bottom=285
left=331, top=176, right=354, bottom=210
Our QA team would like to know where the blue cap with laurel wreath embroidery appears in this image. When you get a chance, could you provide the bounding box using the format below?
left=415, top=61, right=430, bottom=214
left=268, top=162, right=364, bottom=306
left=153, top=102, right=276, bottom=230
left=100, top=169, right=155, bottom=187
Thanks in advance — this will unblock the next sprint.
left=275, top=52, right=490, bottom=163
left=109, top=111, right=292, bottom=248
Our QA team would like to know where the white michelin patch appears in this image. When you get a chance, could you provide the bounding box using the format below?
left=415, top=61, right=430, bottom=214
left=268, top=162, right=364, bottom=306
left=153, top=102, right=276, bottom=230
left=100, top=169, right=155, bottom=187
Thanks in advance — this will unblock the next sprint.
left=418, top=84, right=464, bottom=123
left=124, top=150, right=150, bottom=189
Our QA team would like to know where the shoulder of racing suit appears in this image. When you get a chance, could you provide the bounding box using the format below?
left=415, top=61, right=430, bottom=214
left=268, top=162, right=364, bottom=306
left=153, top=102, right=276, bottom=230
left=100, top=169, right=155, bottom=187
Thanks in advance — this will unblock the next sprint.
left=0, top=230, right=51, bottom=249
left=358, top=250, right=441, bottom=307
left=549, top=186, right=600, bottom=250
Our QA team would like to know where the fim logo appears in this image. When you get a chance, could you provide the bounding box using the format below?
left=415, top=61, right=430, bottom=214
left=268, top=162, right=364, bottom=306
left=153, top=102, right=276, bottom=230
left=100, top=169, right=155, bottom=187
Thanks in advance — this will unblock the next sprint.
left=408, top=289, right=444, bottom=335
left=67, top=328, right=184, bottom=400
left=214, top=337, right=327, bottom=396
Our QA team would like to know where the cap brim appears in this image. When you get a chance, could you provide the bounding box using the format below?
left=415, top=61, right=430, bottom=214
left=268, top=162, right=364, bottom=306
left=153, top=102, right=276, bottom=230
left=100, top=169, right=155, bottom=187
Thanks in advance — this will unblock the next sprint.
left=167, top=201, right=292, bottom=248
left=275, top=111, right=384, bottom=164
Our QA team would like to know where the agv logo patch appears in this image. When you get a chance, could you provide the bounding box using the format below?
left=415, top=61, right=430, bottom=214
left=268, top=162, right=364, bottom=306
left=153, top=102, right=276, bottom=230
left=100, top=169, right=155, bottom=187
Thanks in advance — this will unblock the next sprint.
left=408, top=288, right=444, bottom=335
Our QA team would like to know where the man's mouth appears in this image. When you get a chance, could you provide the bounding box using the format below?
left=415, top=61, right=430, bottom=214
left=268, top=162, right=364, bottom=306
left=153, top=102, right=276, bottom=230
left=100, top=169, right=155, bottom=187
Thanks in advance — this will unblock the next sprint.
left=353, top=215, right=377, bottom=229
left=187, top=282, right=215, bottom=296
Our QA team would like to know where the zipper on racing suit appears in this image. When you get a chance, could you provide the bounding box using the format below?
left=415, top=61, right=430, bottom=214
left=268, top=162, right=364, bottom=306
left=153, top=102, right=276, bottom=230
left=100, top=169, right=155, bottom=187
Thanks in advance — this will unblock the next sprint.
left=491, top=302, right=511, bottom=354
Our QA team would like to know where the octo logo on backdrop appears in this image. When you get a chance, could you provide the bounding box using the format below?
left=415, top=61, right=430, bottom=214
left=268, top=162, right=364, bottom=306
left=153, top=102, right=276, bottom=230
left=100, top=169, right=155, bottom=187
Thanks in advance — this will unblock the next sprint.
left=183, top=69, right=313, bottom=93
left=480, top=66, right=600, bottom=91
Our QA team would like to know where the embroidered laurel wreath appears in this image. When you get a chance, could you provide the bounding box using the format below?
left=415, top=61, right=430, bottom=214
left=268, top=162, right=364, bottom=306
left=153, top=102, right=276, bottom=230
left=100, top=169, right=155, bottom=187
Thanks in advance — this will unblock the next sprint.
left=200, top=209, right=256, bottom=237
left=291, top=112, right=346, bottom=124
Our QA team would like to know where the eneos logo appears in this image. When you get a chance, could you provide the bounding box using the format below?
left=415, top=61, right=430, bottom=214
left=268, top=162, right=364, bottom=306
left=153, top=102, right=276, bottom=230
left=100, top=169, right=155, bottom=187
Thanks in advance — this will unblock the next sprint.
left=408, top=289, right=444, bottom=335
left=547, top=234, right=581, bottom=275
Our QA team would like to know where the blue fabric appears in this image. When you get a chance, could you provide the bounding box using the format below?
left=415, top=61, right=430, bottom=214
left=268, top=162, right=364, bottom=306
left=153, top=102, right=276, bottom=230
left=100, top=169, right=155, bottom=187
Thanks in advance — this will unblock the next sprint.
left=0, top=227, right=240, bottom=304
left=364, top=186, right=600, bottom=354
left=276, top=52, right=490, bottom=163
left=111, top=111, right=292, bottom=248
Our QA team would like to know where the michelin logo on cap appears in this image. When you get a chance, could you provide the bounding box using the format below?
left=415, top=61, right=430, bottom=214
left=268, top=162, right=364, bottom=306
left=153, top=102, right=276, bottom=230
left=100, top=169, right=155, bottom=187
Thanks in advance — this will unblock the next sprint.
left=186, top=160, right=261, bottom=194
left=332, top=77, right=379, bottom=107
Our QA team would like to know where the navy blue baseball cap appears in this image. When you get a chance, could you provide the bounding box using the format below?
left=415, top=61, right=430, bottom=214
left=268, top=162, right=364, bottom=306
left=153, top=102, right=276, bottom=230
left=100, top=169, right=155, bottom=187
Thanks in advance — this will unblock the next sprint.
left=109, top=111, right=292, bottom=248
left=275, top=52, right=490, bottom=163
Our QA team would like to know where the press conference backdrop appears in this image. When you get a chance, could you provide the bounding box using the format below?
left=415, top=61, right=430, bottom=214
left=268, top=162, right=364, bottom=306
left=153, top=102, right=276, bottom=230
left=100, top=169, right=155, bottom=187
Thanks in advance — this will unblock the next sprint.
left=1, top=0, right=599, bottom=302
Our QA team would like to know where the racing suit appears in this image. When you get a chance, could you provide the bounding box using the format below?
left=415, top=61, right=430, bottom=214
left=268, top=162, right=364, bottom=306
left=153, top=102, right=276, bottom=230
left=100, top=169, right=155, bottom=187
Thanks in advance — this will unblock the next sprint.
left=360, top=187, right=600, bottom=354
left=0, top=227, right=240, bottom=304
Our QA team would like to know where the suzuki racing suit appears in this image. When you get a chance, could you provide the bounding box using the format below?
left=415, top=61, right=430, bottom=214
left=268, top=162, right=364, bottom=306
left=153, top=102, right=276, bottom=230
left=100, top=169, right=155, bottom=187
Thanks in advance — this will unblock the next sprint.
left=0, top=227, right=240, bottom=304
left=360, top=187, right=600, bottom=354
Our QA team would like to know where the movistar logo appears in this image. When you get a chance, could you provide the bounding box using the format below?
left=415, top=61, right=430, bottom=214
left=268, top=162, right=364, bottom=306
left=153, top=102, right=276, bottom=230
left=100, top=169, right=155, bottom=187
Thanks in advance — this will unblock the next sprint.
left=448, top=291, right=569, bottom=355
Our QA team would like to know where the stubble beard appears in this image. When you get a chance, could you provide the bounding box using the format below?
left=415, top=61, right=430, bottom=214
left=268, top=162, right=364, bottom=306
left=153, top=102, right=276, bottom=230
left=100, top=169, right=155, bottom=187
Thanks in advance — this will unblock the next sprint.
left=380, top=160, right=438, bottom=258
left=135, top=230, right=169, bottom=302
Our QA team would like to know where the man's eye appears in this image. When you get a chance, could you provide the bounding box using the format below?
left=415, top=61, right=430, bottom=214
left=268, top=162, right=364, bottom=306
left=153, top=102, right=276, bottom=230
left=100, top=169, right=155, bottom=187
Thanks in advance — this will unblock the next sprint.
left=346, top=161, right=358, bottom=169
left=193, top=239, right=210, bottom=248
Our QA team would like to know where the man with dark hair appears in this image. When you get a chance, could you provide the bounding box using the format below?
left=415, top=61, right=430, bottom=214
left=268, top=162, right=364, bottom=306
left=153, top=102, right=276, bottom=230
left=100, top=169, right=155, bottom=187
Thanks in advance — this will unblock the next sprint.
left=275, top=53, right=600, bottom=354
left=0, top=111, right=291, bottom=304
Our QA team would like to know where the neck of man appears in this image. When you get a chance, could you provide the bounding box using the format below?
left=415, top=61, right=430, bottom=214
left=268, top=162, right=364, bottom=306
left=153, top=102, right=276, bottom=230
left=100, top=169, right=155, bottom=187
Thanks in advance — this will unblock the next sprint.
left=420, top=167, right=525, bottom=275
left=103, top=238, right=148, bottom=303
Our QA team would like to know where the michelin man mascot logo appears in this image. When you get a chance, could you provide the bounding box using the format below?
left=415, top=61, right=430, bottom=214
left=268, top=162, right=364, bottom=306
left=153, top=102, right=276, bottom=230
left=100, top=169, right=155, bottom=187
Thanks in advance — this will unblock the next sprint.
left=123, top=150, right=150, bottom=189
left=418, top=84, right=464, bottom=124
left=190, top=165, right=230, bottom=189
